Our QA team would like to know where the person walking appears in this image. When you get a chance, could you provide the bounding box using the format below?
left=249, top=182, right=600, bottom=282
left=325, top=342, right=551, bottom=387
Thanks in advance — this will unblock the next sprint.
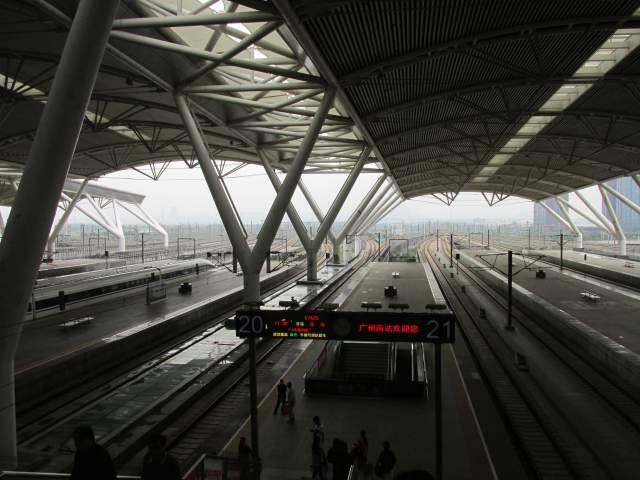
left=274, top=379, right=287, bottom=415
left=311, top=437, right=327, bottom=480
left=310, top=415, right=325, bottom=445
left=141, top=433, right=180, bottom=480
left=238, top=436, right=253, bottom=480
left=70, top=425, right=116, bottom=480
left=374, top=441, right=397, bottom=480
left=286, top=381, right=296, bottom=423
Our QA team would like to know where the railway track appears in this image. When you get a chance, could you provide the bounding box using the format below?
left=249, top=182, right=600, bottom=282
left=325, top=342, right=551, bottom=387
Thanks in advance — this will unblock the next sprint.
left=423, top=239, right=640, bottom=479
left=481, top=238, right=640, bottom=293
left=17, top=243, right=376, bottom=473
left=119, top=240, right=380, bottom=472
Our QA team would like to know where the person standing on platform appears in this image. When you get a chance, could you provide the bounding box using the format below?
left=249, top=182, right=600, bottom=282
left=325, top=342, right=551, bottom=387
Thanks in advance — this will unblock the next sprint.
left=374, top=441, right=397, bottom=480
left=286, top=381, right=296, bottom=423
left=141, top=433, right=181, bottom=480
left=238, top=436, right=253, bottom=480
left=274, top=378, right=287, bottom=415
left=351, top=430, right=369, bottom=479
left=328, top=438, right=351, bottom=480
left=311, top=437, right=328, bottom=480
left=70, top=425, right=116, bottom=480
left=310, top=415, right=325, bottom=445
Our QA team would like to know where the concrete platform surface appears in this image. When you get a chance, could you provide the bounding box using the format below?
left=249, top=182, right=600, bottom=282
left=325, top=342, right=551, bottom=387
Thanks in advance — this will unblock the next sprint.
left=220, top=340, right=496, bottom=480
left=341, top=262, right=439, bottom=312
left=16, top=266, right=261, bottom=371
left=531, top=249, right=640, bottom=279
left=465, top=248, right=640, bottom=354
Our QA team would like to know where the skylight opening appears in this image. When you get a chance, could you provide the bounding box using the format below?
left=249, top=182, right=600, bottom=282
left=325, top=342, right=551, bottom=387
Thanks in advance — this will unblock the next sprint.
left=473, top=25, right=640, bottom=186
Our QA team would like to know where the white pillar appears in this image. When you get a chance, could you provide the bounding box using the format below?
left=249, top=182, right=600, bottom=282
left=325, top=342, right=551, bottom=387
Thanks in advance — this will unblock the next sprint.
left=0, top=0, right=119, bottom=467
left=47, top=178, right=90, bottom=254
left=112, top=199, right=126, bottom=252
left=599, top=184, right=627, bottom=256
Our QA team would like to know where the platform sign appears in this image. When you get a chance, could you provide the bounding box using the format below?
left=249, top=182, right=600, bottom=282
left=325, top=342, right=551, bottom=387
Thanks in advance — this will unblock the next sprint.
left=234, top=309, right=455, bottom=343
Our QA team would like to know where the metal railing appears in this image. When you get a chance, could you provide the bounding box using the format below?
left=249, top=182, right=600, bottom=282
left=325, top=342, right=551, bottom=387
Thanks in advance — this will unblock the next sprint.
left=0, top=473, right=139, bottom=479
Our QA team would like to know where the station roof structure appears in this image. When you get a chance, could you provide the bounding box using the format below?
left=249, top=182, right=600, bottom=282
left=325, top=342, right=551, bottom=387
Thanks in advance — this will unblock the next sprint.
left=2, top=0, right=640, bottom=204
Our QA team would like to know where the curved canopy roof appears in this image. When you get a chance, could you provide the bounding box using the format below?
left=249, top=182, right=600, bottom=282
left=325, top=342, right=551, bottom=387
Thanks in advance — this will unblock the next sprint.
left=2, top=0, right=640, bottom=204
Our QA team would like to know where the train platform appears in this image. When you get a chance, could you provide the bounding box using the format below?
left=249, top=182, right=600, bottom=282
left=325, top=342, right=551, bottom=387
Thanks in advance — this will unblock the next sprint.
left=340, top=261, right=441, bottom=311
left=15, top=264, right=347, bottom=473
left=17, top=265, right=250, bottom=372
left=462, top=248, right=640, bottom=355
left=218, top=262, right=526, bottom=479
left=526, top=248, right=640, bottom=288
left=219, top=330, right=498, bottom=479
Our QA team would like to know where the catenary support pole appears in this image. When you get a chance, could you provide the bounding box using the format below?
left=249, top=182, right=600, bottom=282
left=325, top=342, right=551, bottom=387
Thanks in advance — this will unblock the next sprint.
left=435, top=343, right=443, bottom=480
left=0, top=0, right=119, bottom=467
left=506, top=250, right=514, bottom=330
left=449, top=234, right=453, bottom=268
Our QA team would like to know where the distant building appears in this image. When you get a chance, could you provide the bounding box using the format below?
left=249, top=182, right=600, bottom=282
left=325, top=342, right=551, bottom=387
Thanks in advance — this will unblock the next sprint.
left=602, top=177, right=640, bottom=232
left=533, top=193, right=569, bottom=229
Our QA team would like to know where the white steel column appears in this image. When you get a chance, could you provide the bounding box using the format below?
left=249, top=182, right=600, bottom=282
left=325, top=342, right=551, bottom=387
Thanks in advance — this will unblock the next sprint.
left=556, top=198, right=583, bottom=249
left=47, top=178, right=89, bottom=254
left=118, top=201, right=169, bottom=248
left=305, top=147, right=369, bottom=280
left=0, top=210, right=4, bottom=235
left=574, top=189, right=617, bottom=235
left=359, top=198, right=403, bottom=235
left=557, top=195, right=615, bottom=235
left=297, top=179, right=337, bottom=244
left=260, top=154, right=312, bottom=253
left=60, top=193, right=122, bottom=240
left=537, top=201, right=575, bottom=230
left=601, top=181, right=640, bottom=216
left=354, top=190, right=397, bottom=235
left=332, top=175, right=386, bottom=263
left=251, top=89, right=337, bottom=283
left=599, top=184, right=627, bottom=256
left=176, top=93, right=253, bottom=271
left=111, top=199, right=126, bottom=252
left=349, top=183, right=393, bottom=238
left=0, top=0, right=119, bottom=467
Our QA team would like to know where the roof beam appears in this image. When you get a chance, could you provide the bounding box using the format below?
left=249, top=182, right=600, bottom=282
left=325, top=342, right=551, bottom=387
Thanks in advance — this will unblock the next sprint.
left=111, top=12, right=280, bottom=29
left=340, top=17, right=640, bottom=84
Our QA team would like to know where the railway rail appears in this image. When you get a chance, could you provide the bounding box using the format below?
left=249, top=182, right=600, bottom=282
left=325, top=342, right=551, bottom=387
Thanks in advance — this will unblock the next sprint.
left=423, top=238, right=640, bottom=480
left=17, top=242, right=377, bottom=474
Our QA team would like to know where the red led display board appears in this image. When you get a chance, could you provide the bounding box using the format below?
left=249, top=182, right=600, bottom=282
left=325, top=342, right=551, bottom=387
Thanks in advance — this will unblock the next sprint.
left=235, top=309, right=455, bottom=343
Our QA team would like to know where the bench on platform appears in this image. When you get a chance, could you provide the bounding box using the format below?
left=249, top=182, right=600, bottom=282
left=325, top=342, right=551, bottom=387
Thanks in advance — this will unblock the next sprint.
left=58, top=316, right=94, bottom=329
left=580, top=291, right=601, bottom=302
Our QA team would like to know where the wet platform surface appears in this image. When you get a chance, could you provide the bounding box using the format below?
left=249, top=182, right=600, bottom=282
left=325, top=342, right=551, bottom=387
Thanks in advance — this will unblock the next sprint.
left=17, top=264, right=285, bottom=372
left=465, top=247, right=640, bottom=354
left=17, top=264, right=348, bottom=472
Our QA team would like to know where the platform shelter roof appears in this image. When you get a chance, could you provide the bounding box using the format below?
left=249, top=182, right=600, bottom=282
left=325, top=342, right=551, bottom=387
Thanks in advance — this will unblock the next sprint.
left=2, top=0, right=640, bottom=204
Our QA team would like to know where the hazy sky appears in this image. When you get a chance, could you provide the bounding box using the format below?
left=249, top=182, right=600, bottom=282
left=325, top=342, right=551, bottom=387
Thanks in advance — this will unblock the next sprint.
left=90, top=163, right=539, bottom=226
left=0, top=163, right=607, bottom=229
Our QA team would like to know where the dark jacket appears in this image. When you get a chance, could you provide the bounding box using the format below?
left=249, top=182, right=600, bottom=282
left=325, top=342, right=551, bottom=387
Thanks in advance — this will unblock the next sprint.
left=142, top=451, right=181, bottom=480
left=277, top=382, right=287, bottom=399
left=70, top=443, right=116, bottom=480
